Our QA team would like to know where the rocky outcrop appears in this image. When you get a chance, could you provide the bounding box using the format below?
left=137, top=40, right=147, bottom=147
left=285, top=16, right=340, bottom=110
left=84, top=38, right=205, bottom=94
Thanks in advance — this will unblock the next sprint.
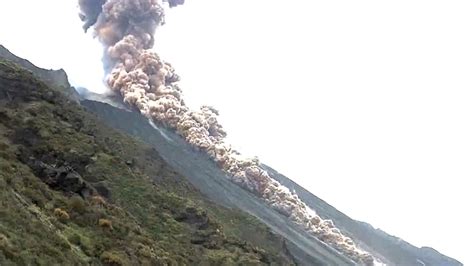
left=29, top=160, right=94, bottom=198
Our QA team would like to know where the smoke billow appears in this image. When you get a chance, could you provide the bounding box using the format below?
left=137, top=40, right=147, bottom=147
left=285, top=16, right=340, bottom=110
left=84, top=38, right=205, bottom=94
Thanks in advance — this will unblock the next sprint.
left=78, top=0, right=374, bottom=264
left=165, top=0, right=185, bottom=8
left=79, top=0, right=107, bottom=32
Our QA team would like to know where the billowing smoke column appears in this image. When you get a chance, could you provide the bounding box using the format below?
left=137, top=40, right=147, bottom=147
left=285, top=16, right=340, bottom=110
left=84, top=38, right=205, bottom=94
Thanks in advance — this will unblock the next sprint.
left=78, top=1, right=374, bottom=264
left=78, top=0, right=106, bottom=31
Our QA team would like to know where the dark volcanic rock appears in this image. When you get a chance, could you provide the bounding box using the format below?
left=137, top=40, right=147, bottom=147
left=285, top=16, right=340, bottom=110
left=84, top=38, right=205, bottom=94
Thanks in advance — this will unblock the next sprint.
left=28, top=159, right=95, bottom=198
left=93, top=181, right=111, bottom=198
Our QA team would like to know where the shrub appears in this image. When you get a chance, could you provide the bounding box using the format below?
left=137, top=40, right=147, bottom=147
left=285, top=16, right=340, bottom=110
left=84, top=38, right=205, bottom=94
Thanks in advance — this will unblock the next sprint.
left=67, top=233, right=82, bottom=246
left=100, top=251, right=124, bottom=266
left=54, top=208, right=70, bottom=221
left=23, top=187, right=46, bottom=208
left=99, top=219, right=113, bottom=230
left=0, top=233, right=18, bottom=260
left=68, top=196, right=87, bottom=214
left=91, top=195, right=106, bottom=206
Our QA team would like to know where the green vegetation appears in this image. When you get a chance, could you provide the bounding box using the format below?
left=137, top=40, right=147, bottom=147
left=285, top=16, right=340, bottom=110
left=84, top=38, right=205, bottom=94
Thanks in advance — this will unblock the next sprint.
left=0, top=59, right=294, bottom=265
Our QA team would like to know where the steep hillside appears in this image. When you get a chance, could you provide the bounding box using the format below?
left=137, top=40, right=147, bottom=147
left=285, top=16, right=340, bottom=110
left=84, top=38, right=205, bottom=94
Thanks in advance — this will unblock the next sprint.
left=79, top=69, right=463, bottom=266
left=0, top=45, right=464, bottom=266
left=264, top=165, right=463, bottom=266
left=0, top=58, right=296, bottom=265
left=78, top=90, right=464, bottom=266
left=81, top=99, right=357, bottom=266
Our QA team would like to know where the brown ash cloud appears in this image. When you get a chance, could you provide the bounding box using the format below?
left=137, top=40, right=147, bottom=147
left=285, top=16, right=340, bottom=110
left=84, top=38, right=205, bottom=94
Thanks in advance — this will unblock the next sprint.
left=77, top=1, right=374, bottom=264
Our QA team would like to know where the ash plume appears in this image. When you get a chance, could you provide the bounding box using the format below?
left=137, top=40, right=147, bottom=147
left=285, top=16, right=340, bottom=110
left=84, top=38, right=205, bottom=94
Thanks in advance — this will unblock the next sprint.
left=79, top=0, right=107, bottom=32
left=165, top=0, right=185, bottom=8
left=78, top=0, right=374, bottom=264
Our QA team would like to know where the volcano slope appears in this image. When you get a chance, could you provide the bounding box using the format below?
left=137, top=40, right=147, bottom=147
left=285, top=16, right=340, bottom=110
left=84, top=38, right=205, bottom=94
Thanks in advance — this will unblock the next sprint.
left=80, top=92, right=465, bottom=266
left=79, top=77, right=464, bottom=265
left=0, top=57, right=302, bottom=264
left=0, top=46, right=463, bottom=266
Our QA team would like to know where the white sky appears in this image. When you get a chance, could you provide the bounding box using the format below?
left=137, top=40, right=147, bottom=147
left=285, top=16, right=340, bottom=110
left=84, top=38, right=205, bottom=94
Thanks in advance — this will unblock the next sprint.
left=1, top=1, right=473, bottom=264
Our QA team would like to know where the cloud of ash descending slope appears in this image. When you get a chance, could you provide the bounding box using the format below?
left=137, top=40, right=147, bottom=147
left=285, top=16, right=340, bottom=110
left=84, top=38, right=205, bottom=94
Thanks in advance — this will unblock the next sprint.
left=78, top=0, right=374, bottom=264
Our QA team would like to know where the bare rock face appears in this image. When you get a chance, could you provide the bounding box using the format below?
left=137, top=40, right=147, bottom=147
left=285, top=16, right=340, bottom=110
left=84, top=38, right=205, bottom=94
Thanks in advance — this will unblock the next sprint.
left=33, top=162, right=94, bottom=198
left=7, top=140, right=92, bottom=198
